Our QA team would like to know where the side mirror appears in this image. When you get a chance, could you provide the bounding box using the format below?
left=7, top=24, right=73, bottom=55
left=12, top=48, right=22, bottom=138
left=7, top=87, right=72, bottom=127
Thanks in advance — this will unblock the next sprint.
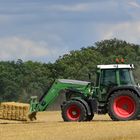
left=88, top=73, right=91, bottom=80
left=88, top=73, right=94, bottom=86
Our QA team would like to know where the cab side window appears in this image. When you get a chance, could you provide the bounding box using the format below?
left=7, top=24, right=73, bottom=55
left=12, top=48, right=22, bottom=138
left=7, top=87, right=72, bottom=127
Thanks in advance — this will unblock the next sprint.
left=119, top=69, right=131, bottom=85
left=100, top=69, right=116, bottom=86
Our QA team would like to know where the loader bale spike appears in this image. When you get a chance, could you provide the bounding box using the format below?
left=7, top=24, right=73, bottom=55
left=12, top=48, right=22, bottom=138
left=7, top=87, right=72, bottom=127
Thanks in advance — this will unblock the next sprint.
left=28, top=112, right=37, bottom=121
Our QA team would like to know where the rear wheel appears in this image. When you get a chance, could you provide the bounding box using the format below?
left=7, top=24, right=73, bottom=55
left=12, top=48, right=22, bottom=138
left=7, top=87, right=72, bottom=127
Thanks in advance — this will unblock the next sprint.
left=61, top=100, right=87, bottom=122
left=108, top=90, right=140, bottom=121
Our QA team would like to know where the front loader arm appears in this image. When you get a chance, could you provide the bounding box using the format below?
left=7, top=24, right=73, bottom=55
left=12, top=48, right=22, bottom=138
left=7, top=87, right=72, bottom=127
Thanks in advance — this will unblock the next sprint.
left=28, top=79, right=91, bottom=120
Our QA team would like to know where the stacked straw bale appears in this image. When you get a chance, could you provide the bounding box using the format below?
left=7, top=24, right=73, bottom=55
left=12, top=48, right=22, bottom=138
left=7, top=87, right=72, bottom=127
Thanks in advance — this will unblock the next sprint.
left=0, top=102, right=30, bottom=121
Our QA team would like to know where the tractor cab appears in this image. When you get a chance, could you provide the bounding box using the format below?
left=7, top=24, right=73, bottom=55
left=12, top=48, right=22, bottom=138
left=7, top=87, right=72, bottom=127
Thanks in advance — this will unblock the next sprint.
left=94, top=64, right=136, bottom=101
left=97, top=64, right=135, bottom=86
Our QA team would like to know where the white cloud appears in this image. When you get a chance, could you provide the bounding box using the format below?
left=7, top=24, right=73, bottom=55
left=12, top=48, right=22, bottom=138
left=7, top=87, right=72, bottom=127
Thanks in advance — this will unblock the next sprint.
left=98, top=22, right=140, bottom=44
left=0, top=37, right=54, bottom=61
left=128, top=1, right=140, bottom=8
left=48, top=3, right=93, bottom=12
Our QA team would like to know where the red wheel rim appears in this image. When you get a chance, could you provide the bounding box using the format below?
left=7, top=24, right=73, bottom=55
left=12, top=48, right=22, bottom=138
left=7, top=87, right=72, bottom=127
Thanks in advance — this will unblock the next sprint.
left=113, top=96, right=136, bottom=118
left=66, top=105, right=81, bottom=121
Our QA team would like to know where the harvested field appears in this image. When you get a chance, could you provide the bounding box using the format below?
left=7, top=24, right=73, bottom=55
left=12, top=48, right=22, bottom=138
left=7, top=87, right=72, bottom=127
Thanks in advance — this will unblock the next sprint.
left=1, top=111, right=140, bottom=140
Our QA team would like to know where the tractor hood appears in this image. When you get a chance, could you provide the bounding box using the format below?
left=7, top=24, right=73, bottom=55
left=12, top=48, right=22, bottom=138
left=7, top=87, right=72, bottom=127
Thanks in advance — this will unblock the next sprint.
left=58, top=79, right=90, bottom=86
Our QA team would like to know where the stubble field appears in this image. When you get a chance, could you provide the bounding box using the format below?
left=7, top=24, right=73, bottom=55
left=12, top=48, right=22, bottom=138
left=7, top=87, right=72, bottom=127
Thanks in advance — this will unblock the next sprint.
left=1, top=111, right=140, bottom=140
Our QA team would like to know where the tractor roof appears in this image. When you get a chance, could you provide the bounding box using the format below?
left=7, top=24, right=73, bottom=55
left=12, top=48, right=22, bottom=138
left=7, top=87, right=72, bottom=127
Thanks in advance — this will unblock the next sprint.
left=97, top=64, right=134, bottom=69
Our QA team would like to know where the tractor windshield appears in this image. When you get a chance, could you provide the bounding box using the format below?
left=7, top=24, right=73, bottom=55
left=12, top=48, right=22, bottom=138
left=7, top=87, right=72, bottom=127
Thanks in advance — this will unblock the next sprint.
left=119, top=69, right=135, bottom=85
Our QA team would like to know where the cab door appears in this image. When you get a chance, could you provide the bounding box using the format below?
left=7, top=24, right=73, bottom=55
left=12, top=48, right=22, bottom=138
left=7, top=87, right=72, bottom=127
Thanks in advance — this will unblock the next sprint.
left=97, top=69, right=117, bottom=101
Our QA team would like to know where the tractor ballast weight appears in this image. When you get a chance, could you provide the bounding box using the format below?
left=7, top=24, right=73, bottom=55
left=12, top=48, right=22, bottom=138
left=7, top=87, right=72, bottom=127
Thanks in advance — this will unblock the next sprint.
left=29, top=63, right=140, bottom=122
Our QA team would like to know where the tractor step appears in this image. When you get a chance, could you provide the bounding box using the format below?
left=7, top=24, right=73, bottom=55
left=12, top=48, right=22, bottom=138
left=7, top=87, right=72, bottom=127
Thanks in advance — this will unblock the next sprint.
left=97, top=103, right=107, bottom=114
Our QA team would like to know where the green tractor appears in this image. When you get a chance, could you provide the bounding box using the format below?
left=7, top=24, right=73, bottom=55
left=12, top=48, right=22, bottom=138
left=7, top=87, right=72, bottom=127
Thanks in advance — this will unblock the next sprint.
left=29, top=63, right=140, bottom=121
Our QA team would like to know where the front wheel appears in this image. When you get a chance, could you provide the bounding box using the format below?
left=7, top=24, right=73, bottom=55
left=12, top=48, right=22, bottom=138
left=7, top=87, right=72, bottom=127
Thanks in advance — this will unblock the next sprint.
left=108, top=90, right=140, bottom=121
left=61, top=100, right=87, bottom=122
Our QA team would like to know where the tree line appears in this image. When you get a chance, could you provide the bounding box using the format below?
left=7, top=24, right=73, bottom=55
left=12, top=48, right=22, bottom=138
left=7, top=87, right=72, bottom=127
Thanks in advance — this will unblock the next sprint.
left=0, top=38, right=140, bottom=102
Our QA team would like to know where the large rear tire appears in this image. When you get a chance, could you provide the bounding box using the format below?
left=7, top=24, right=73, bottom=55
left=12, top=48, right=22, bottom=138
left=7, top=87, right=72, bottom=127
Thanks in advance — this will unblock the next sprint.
left=108, top=90, right=140, bottom=121
left=61, top=100, right=87, bottom=122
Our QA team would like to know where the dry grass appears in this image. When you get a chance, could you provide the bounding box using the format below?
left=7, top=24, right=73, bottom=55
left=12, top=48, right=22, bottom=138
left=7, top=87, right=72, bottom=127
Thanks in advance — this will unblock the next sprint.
left=0, top=111, right=140, bottom=140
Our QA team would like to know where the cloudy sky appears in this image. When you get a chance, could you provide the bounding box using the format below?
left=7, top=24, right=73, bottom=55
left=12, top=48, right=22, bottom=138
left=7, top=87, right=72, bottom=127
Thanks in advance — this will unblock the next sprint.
left=0, top=0, right=140, bottom=62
